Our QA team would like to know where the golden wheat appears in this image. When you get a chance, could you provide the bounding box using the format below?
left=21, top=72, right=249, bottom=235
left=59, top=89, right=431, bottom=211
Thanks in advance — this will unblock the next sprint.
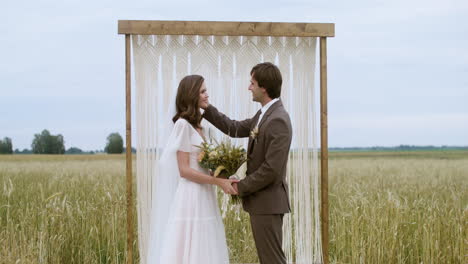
left=1, top=152, right=466, bottom=263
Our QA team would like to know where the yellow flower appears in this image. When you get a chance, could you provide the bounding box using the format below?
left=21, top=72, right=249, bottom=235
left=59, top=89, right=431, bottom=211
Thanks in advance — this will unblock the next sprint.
left=197, top=151, right=205, bottom=162
left=209, top=150, right=218, bottom=158
left=214, top=165, right=226, bottom=177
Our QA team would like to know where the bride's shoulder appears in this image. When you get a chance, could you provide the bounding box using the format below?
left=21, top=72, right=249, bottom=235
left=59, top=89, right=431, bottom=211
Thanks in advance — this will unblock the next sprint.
left=174, top=118, right=190, bottom=129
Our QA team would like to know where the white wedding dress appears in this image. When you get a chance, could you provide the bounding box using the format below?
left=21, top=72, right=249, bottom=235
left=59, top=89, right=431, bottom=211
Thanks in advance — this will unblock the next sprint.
left=146, top=118, right=230, bottom=264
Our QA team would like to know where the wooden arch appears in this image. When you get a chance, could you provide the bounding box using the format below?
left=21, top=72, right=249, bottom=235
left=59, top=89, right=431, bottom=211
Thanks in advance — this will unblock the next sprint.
left=118, top=20, right=335, bottom=264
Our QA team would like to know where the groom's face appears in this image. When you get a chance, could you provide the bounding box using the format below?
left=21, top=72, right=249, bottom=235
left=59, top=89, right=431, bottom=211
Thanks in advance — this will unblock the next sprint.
left=248, top=75, right=265, bottom=103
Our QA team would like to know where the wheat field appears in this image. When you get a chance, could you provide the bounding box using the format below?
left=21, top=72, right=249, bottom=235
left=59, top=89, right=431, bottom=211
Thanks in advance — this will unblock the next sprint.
left=1, top=152, right=467, bottom=263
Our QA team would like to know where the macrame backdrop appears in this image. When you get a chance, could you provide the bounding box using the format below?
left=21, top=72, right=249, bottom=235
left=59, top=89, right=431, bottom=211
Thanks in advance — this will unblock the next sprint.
left=133, top=34, right=322, bottom=263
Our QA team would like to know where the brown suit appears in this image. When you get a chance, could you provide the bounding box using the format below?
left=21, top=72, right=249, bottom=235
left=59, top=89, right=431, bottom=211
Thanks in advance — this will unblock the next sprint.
left=203, top=100, right=292, bottom=264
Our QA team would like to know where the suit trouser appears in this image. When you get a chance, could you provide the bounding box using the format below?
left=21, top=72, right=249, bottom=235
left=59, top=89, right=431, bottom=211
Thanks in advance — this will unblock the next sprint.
left=249, top=214, right=286, bottom=264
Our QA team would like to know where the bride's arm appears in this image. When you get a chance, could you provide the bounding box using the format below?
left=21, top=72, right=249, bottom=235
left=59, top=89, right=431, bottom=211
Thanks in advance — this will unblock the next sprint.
left=177, top=151, right=238, bottom=194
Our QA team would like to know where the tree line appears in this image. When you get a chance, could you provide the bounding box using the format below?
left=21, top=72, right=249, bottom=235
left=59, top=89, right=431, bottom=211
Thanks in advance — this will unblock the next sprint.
left=329, top=145, right=468, bottom=151
left=0, top=130, right=129, bottom=154
left=3, top=131, right=467, bottom=155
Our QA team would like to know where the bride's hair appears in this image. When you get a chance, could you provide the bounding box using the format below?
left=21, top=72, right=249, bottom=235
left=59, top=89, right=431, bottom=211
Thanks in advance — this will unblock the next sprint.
left=172, top=75, right=205, bottom=128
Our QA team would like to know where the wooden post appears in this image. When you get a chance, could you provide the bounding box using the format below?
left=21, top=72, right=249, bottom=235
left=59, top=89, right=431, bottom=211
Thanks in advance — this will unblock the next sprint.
left=118, top=21, right=335, bottom=264
left=125, top=34, right=134, bottom=264
left=320, top=37, right=329, bottom=264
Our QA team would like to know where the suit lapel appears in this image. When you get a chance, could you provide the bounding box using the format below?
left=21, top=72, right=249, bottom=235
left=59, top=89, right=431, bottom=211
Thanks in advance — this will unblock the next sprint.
left=248, top=110, right=262, bottom=154
left=248, top=100, right=282, bottom=155
left=257, top=100, right=282, bottom=130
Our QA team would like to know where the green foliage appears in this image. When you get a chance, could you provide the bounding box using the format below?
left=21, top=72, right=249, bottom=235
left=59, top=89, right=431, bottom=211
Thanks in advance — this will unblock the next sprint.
left=104, top=133, right=123, bottom=154
left=66, top=147, right=83, bottom=154
left=0, top=137, right=13, bottom=154
left=123, top=147, right=136, bottom=153
left=31, top=130, right=65, bottom=154
left=14, top=148, right=33, bottom=154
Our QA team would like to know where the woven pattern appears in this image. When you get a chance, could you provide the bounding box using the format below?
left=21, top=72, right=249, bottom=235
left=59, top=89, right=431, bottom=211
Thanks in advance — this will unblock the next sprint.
left=133, top=35, right=321, bottom=263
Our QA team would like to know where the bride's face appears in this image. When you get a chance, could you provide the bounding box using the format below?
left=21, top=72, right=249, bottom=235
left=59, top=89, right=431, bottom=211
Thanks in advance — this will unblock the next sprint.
left=198, top=82, right=209, bottom=109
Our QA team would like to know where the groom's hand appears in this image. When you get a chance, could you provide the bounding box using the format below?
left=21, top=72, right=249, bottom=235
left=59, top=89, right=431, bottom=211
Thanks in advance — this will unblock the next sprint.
left=229, top=175, right=240, bottom=195
left=232, top=182, right=239, bottom=195
left=216, top=178, right=239, bottom=195
left=200, top=103, right=210, bottom=110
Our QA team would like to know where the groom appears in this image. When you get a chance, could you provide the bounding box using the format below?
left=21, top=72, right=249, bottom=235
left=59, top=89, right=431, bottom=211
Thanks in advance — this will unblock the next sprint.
left=202, top=62, right=292, bottom=264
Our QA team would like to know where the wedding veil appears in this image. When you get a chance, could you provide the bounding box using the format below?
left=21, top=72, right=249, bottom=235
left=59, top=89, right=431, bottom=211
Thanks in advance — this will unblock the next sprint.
left=145, top=89, right=179, bottom=263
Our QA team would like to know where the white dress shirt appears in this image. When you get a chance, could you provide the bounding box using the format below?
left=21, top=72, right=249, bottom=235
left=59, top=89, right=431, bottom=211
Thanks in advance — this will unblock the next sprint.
left=256, top=98, right=279, bottom=127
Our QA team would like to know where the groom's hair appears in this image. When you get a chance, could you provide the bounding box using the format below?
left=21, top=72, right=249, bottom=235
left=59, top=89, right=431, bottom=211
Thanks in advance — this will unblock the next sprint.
left=250, top=62, right=282, bottom=99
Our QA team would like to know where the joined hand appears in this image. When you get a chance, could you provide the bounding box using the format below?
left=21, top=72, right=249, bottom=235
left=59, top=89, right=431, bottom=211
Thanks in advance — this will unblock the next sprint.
left=217, top=177, right=239, bottom=195
left=229, top=176, right=239, bottom=195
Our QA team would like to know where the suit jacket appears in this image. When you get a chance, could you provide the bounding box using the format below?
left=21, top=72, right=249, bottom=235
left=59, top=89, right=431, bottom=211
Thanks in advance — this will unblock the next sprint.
left=203, top=100, right=292, bottom=214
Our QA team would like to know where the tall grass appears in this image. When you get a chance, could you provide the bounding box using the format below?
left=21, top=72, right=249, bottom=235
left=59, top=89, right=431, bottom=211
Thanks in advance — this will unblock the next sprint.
left=0, top=155, right=131, bottom=263
left=329, top=156, right=467, bottom=263
left=1, top=152, right=466, bottom=263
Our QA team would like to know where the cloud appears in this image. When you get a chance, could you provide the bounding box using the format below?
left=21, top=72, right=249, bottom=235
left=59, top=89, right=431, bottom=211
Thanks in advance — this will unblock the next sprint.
left=1, top=0, right=467, bottom=149
left=330, top=113, right=468, bottom=146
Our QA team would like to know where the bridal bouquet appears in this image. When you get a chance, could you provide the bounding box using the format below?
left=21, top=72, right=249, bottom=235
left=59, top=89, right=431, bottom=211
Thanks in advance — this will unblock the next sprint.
left=196, top=139, right=247, bottom=203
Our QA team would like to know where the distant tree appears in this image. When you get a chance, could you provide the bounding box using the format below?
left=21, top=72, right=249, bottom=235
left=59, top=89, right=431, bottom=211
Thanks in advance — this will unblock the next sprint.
left=105, top=133, right=124, bottom=154
left=31, top=130, right=65, bottom=154
left=123, top=147, right=137, bottom=153
left=0, top=137, right=13, bottom=154
left=66, top=147, right=83, bottom=154
left=21, top=149, right=33, bottom=154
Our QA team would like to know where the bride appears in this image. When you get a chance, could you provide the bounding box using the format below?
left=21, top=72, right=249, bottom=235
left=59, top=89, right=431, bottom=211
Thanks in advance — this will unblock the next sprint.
left=146, top=75, right=239, bottom=264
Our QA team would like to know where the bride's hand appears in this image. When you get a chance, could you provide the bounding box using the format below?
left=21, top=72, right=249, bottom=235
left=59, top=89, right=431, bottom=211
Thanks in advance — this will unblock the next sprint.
left=215, top=178, right=240, bottom=195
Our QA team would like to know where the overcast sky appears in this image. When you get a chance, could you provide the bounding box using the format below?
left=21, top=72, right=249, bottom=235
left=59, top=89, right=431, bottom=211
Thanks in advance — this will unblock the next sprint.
left=2, top=0, right=467, bottom=150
